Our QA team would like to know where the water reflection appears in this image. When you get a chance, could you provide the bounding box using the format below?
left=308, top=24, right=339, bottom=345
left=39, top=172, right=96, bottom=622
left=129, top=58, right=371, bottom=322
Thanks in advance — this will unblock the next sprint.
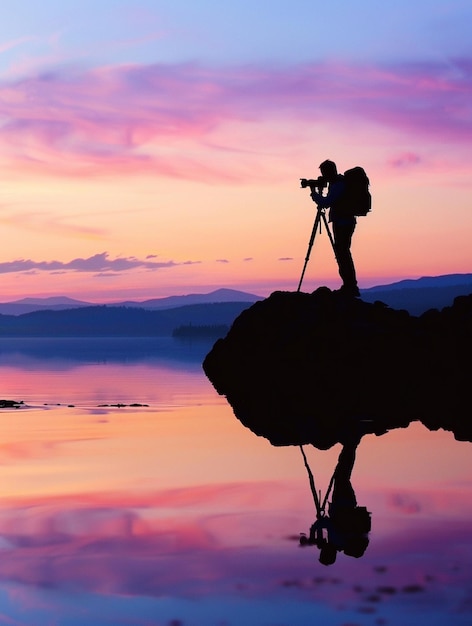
left=0, top=337, right=216, bottom=407
left=0, top=340, right=471, bottom=624
left=299, top=432, right=371, bottom=565
left=0, top=336, right=213, bottom=369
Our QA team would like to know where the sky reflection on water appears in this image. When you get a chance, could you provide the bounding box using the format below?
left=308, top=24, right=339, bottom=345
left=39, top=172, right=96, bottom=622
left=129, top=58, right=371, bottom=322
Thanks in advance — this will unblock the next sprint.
left=0, top=339, right=470, bottom=625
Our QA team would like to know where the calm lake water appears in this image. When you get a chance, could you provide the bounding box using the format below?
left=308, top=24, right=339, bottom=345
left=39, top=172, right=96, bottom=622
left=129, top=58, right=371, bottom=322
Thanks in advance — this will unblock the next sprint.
left=0, top=338, right=470, bottom=625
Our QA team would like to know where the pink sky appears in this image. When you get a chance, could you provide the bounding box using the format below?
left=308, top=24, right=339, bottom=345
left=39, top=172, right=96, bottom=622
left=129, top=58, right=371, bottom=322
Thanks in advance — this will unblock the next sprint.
left=0, top=3, right=471, bottom=301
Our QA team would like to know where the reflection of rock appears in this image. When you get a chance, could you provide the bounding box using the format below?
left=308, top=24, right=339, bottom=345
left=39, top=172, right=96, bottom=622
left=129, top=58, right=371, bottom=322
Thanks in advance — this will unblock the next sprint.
left=97, top=403, right=150, bottom=408
left=0, top=399, right=24, bottom=409
left=203, top=288, right=472, bottom=448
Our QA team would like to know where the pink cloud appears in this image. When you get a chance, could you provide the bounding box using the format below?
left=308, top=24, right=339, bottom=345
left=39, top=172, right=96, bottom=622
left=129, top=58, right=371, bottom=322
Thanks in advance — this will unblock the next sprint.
left=0, top=481, right=470, bottom=619
left=0, top=209, right=107, bottom=239
left=387, top=492, right=423, bottom=514
left=0, top=483, right=289, bottom=596
left=0, top=36, right=35, bottom=55
left=0, top=58, right=468, bottom=182
left=389, top=152, right=422, bottom=168
left=0, top=252, right=199, bottom=275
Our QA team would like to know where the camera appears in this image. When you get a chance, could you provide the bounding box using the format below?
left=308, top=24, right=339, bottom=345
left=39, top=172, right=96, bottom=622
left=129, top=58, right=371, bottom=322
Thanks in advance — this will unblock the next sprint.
left=300, top=176, right=327, bottom=191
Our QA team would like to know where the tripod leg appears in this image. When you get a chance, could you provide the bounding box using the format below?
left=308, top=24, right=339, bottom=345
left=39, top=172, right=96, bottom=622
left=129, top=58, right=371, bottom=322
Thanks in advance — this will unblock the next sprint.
left=321, top=212, right=338, bottom=261
left=297, top=208, right=323, bottom=292
left=299, top=445, right=321, bottom=516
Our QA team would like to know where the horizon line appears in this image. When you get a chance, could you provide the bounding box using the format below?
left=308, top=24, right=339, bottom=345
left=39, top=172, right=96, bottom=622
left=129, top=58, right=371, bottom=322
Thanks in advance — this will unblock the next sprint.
left=1, top=272, right=472, bottom=305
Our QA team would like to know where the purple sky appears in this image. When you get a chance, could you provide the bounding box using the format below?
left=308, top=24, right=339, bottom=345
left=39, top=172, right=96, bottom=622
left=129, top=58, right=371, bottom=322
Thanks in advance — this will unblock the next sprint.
left=0, top=1, right=471, bottom=300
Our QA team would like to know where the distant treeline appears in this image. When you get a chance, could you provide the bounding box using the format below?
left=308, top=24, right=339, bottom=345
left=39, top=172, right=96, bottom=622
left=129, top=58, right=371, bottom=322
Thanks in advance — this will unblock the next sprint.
left=0, top=302, right=252, bottom=337
left=172, top=323, right=229, bottom=339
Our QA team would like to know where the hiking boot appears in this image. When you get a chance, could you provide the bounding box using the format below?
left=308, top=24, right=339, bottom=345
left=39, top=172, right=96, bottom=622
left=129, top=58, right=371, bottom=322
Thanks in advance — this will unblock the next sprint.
left=339, top=284, right=360, bottom=297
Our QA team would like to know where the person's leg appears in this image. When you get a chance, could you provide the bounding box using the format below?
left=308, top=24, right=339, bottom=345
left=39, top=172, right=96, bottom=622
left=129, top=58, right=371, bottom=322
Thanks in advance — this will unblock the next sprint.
left=332, top=221, right=358, bottom=292
left=331, top=442, right=358, bottom=509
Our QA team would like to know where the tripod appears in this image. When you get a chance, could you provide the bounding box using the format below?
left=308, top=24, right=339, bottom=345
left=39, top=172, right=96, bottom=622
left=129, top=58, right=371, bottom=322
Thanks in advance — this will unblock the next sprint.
left=297, top=204, right=337, bottom=292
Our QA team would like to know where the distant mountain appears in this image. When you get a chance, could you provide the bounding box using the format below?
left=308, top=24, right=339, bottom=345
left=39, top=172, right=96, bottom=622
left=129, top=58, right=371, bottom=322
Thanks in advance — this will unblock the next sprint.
left=14, top=296, right=90, bottom=306
left=0, top=302, right=256, bottom=337
left=0, top=275, right=471, bottom=335
left=115, top=288, right=264, bottom=310
left=0, top=288, right=262, bottom=316
left=364, top=273, right=472, bottom=291
left=360, top=273, right=472, bottom=315
left=0, top=297, right=91, bottom=316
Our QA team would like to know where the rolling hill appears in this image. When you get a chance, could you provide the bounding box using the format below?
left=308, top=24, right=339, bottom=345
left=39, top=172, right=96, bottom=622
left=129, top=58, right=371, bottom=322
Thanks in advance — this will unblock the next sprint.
left=0, top=275, right=471, bottom=336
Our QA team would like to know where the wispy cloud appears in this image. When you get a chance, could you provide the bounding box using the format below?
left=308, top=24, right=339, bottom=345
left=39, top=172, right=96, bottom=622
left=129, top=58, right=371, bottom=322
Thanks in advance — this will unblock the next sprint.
left=0, top=57, right=469, bottom=181
left=0, top=59, right=472, bottom=180
left=0, top=36, right=35, bottom=55
left=0, top=482, right=470, bottom=603
left=0, top=209, right=107, bottom=239
left=389, top=152, right=422, bottom=168
left=0, top=252, right=199, bottom=275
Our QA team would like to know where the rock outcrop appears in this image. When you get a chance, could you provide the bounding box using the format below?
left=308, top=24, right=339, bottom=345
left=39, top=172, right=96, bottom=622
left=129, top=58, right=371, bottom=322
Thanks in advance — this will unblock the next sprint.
left=203, top=288, right=472, bottom=449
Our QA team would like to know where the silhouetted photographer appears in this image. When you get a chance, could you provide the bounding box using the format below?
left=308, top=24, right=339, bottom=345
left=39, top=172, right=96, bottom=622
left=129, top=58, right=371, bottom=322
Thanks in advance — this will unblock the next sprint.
left=300, top=160, right=371, bottom=297
left=299, top=434, right=371, bottom=565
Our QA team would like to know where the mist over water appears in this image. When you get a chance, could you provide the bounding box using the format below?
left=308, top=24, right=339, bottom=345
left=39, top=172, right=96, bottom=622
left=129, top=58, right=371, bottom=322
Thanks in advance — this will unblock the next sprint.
left=0, top=339, right=470, bottom=625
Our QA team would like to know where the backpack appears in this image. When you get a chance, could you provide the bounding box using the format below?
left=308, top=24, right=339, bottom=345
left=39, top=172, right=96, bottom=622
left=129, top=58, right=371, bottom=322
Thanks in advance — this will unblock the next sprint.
left=343, top=166, right=371, bottom=216
left=329, top=504, right=372, bottom=533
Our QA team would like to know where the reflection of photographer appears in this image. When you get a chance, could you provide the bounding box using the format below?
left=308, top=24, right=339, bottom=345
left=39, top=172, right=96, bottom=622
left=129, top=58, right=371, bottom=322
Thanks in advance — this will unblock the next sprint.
left=305, top=160, right=360, bottom=297
left=299, top=436, right=371, bottom=566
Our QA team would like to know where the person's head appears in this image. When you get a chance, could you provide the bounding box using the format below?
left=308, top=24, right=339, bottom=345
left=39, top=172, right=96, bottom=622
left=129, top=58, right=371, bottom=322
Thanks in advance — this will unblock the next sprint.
left=319, top=159, right=338, bottom=182
left=319, top=542, right=337, bottom=566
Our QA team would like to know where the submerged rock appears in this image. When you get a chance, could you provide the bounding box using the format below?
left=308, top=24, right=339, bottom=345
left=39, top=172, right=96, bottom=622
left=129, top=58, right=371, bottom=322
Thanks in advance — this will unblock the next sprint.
left=203, top=288, right=472, bottom=448
left=0, top=399, right=24, bottom=409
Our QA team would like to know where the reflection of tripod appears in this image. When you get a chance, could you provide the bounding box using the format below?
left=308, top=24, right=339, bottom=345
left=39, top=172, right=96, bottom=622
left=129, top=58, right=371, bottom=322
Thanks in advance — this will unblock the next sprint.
left=299, top=444, right=335, bottom=519
left=297, top=204, right=337, bottom=292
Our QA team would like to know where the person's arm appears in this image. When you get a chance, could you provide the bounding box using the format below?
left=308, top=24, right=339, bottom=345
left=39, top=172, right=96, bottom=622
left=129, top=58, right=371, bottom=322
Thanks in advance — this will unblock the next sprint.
left=311, top=180, right=345, bottom=208
left=309, top=518, right=328, bottom=546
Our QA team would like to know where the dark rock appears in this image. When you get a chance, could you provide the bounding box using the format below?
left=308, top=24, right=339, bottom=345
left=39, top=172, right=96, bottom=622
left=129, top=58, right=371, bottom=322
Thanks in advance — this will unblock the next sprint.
left=202, top=288, right=472, bottom=448
left=0, top=399, right=24, bottom=409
